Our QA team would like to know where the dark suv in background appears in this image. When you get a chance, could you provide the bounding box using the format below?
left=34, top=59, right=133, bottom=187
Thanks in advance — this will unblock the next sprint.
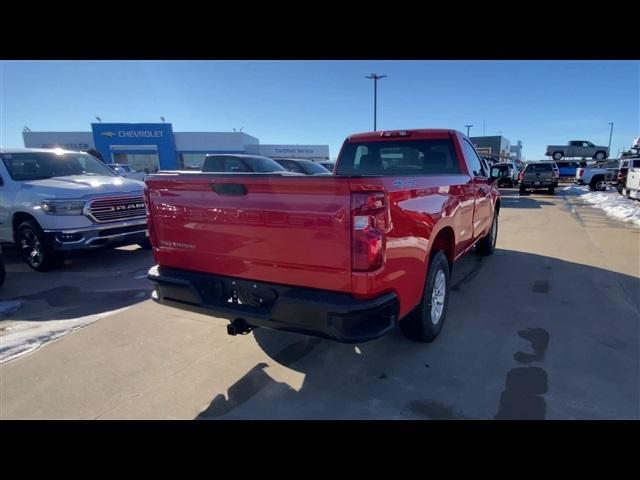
left=519, top=162, right=557, bottom=195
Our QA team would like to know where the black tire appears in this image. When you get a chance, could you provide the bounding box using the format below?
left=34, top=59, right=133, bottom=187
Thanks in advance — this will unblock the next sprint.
left=548, top=187, right=555, bottom=195
left=476, top=211, right=498, bottom=256
left=400, top=250, right=451, bottom=343
left=617, top=183, right=624, bottom=194
left=552, top=152, right=563, bottom=161
left=16, top=220, right=64, bottom=271
left=593, top=151, right=607, bottom=161
left=138, top=238, right=153, bottom=250
left=589, top=175, right=606, bottom=191
left=519, top=185, right=527, bottom=194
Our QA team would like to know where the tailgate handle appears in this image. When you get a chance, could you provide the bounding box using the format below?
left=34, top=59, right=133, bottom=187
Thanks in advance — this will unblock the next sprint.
left=211, top=183, right=247, bottom=196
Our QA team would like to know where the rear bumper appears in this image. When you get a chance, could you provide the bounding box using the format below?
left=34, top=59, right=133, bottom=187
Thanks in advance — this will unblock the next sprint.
left=521, top=180, right=556, bottom=187
left=148, top=265, right=400, bottom=343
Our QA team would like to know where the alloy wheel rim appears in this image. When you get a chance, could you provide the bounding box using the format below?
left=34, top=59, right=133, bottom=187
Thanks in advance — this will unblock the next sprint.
left=431, top=269, right=446, bottom=324
left=20, top=229, right=43, bottom=268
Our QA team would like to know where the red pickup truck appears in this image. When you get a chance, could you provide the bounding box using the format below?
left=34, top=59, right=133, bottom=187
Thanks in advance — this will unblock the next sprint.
left=145, top=129, right=500, bottom=343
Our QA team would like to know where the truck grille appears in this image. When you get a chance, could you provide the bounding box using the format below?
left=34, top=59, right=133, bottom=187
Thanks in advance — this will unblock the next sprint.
left=88, top=195, right=147, bottom=223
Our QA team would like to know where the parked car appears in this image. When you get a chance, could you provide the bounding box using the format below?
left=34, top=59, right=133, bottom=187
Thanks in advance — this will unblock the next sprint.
left=200, top=154, right=293, bottom=173
left=272, top=158, right=331, bottom=175
left=546, top=140, right=609, bottom=161
left=491, top=162, right=518, bottom=187
left=555, top=160, right=587, bottom=179
left=146, top=128, right=501, bottom=344
left=318, top=161, right=336, bottom=172
left=0, top=148, right=149, bottom=271
left=575, top=160, right=619, bottom=191
left=518, top=162, right=557, bottom=194
left=615, top=157, right=640, bottom=194
left=106, top=163, right=146, bottom=181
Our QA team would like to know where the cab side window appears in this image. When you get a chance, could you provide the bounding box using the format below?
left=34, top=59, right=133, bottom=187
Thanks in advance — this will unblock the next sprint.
left=461, top=139, right=486, bottom=177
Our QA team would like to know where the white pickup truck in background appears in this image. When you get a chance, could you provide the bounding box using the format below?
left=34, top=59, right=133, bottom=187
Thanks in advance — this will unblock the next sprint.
left=622, top=138, right=640, bottom=200
left=0, top=148, right=150, bottom=271
left=575, top=159, right=619, bottom=191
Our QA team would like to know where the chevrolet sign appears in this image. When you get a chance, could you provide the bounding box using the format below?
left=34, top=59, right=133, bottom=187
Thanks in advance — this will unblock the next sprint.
left=101, top=130, right=163, bottom=138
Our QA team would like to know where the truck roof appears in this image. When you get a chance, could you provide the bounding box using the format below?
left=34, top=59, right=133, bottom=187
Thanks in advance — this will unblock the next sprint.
left=346, top=129, right=460, bottom=141
left=0, top=147, right=83, bottom=154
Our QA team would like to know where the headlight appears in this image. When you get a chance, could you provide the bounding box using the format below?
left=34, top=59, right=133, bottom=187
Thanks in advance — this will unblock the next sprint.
left=41, top=200, right=86, bottom=215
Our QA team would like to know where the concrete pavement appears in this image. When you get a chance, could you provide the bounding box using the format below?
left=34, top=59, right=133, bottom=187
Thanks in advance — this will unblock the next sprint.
left=1, top=187, right=638, bottom=419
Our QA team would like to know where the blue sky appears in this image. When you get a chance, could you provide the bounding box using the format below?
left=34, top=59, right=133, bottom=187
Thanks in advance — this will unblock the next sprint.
left=1, top=60, right=638, bottom=159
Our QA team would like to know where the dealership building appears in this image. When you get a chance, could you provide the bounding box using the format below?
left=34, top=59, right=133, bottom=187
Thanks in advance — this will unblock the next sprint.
left=22, top=123, right=330, bottom=173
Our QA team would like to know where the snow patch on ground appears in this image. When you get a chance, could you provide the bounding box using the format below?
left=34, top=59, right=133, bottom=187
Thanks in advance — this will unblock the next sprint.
left=0, top=307, right=128, bottom=364
left=581, top=192, right=640, bottom=226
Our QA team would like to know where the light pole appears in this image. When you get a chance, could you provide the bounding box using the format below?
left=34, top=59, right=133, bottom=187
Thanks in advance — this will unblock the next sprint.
left=608, top=122, right=614, bottom=152
left=465, top=125, right=473, bottom=137
left=366, top=73, right=387, bottom=131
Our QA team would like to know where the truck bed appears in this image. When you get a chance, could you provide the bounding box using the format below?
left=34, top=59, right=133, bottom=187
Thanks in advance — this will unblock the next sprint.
left=145, top=172, right=354, bottom=292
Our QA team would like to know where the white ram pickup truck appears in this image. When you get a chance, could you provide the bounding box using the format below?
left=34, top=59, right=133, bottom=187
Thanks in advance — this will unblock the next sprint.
left=0, top=148, right=150, bottom=271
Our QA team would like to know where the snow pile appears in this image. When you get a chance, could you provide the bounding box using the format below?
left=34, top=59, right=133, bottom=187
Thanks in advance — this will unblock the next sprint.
left=0, top=307, right=127, bottom=364
left=581, top=191, right=640, bottom=227
left=562, top=185, right=589, bottom=194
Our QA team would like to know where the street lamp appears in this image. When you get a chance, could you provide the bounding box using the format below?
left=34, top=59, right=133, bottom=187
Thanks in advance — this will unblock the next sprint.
left=608, top=122, right=614, bottom=152
left=365, top=73, right=387, bottom=131
left=465, top=125, right=473, bottom=137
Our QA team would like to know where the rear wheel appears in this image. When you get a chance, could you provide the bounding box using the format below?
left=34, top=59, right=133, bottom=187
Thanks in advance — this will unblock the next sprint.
left=476, top=211, right=498, bottom=256
left=548, top=186, right=555, bottom=195
left=594, top=151, right=606, bottom=161
left=552, top=152, right=563, bottom=161
left=519, top=185, right=527, bottom=194
left=589, top=175, right=607, bottom=191
left=400, top=250, right=450, bottom=343
left=16, top=220, right=64, bottom=271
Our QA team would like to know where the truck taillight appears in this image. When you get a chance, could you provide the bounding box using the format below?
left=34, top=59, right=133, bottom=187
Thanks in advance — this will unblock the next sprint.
left=578, top=169, right=584, bottom=178
left=351, top=191, right=390, bottom=272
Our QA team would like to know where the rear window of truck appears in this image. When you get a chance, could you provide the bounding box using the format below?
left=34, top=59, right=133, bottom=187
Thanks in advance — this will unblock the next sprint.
left=336, top=139, right=461, bottom=175
left=527, top=163, right=553, bottom=172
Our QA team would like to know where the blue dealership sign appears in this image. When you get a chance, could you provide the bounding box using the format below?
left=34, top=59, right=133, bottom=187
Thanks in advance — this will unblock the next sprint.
left=91, top=123, right=177, bottom=170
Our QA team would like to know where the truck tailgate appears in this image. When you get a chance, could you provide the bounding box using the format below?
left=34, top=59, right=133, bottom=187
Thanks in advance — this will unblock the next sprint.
left=146, top=174, right=353, bottom=292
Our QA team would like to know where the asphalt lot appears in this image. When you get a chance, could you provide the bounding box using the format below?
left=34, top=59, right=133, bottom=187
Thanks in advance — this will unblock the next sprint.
left=1, top=186, right=638, bottom=419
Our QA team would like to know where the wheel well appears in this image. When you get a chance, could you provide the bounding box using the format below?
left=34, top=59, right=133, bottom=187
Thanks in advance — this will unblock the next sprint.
left=430, top=227, right=455, bottom=269
left=12, top=212, right=38, bottom=236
